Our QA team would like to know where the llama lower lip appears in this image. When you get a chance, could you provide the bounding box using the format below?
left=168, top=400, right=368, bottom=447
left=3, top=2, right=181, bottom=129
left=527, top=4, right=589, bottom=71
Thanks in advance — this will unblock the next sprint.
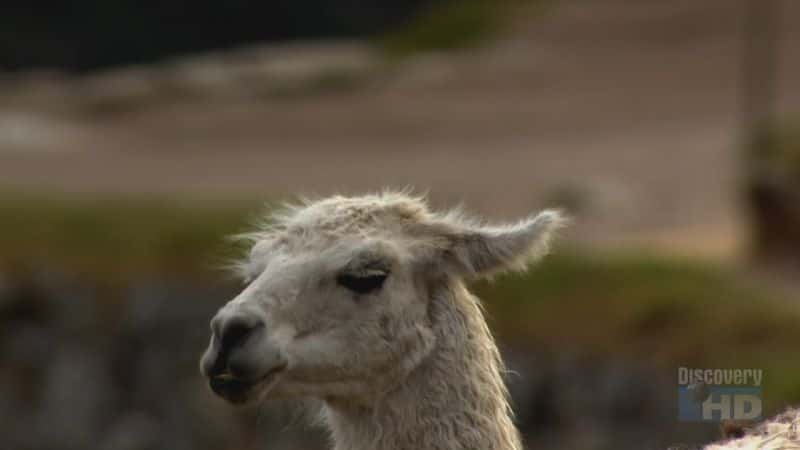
left=209, top=376, right=254, bottom=403
left=209, top=367, right=285, bottom=404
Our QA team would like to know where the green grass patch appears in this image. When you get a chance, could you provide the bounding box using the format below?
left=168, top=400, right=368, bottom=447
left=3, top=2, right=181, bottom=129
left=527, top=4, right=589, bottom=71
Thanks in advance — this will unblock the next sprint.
left=476, top=250, right=800, bottom=411
left=0, top=191, right=261, bottom=280
left=380, top=0, right=546, bottom=57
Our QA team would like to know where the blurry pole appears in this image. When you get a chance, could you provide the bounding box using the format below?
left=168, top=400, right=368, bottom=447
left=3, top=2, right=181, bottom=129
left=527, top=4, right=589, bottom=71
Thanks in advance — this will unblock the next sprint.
left=742, top=0, right=791, bottom=263
left=742, top=0, right=780, bottom=154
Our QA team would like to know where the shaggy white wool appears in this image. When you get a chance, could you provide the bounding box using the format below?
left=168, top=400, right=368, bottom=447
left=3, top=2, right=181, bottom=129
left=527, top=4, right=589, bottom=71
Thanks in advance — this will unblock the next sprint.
left=705, top=409, right=800, bottom=449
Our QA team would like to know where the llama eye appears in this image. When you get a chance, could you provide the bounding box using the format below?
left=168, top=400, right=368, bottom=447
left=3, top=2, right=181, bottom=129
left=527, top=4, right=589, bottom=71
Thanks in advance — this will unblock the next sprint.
left=336, top=273, right=388, bottom=295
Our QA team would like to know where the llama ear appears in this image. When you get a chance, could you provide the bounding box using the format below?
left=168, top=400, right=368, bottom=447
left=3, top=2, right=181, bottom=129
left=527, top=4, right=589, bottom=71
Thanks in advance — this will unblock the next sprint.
left=431, top=210, right=567, bottom=278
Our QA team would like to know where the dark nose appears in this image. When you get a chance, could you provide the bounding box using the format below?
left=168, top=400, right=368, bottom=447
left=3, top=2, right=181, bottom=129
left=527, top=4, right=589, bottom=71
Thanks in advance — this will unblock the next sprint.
left=202, top=313, right=264, bottom=377
left=217, top=314, right=262, bottom=350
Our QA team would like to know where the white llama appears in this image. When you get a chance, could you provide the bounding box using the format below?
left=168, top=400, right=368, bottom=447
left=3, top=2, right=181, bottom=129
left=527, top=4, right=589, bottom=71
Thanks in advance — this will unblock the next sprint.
left=200, top=191, right=565, bottom=450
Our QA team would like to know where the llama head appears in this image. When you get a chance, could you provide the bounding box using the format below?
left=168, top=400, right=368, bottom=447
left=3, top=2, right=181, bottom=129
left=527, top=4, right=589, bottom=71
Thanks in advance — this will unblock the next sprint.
left=200, top=192, right=565, bottom=405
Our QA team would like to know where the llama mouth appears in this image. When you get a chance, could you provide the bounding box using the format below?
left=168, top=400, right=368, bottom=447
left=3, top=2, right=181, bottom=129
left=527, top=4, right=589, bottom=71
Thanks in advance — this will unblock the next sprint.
left=209, top=365, right=286, bottom=404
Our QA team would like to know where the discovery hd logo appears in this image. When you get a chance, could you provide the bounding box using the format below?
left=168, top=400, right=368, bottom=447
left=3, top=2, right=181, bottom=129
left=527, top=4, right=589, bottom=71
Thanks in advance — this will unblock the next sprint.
left=677, top=367, right=763, bottom=422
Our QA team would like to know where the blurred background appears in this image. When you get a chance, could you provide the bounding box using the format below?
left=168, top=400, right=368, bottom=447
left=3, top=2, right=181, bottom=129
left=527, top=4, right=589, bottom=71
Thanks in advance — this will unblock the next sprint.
left=1, top=0, right=798, bottom=449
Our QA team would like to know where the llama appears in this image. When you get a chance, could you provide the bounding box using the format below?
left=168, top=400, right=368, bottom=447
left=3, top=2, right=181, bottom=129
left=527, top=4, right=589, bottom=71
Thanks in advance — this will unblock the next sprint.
left=198, top=191, right=798, bottom=450
left=200, top=191, right=566, bottom=450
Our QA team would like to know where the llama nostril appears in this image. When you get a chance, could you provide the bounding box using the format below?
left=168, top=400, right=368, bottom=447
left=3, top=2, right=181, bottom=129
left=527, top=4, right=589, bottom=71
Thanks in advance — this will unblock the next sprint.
left=219, top=315, right=263, bottom=350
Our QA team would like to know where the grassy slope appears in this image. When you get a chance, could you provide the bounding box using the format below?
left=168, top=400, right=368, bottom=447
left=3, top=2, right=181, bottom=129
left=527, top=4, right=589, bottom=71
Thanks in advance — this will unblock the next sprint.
left=2, top=193, right=798, bottom=409
left=0, top=192, right=262, bottom=279
left=476, top=251, right=800, bottom=411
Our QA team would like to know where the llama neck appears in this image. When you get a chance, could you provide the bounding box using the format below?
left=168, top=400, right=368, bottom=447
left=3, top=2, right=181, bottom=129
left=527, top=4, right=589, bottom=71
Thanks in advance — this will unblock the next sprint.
left=324, top=282, right=523, bottom=450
